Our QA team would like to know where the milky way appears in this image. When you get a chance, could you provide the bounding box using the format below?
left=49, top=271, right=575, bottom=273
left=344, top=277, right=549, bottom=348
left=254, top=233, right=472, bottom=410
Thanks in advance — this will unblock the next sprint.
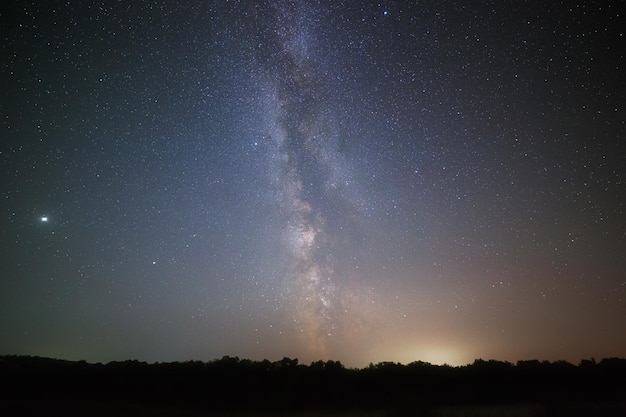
left=256, top=2, right=377, bottom=359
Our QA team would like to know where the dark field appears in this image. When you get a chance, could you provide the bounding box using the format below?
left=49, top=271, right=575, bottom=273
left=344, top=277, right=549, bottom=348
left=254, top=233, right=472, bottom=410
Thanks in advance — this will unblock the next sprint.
left=3, top=400, right=626, bottom=416
left=2, top=356, right=625, bottom=416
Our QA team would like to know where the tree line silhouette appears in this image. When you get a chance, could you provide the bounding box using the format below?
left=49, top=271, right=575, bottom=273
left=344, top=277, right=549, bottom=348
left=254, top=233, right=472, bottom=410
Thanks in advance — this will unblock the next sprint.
left=1, top=355, right=625, bottom=413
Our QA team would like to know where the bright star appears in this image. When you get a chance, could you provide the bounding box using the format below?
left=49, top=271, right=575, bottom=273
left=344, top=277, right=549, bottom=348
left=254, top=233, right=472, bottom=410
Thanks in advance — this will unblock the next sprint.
left=40, top=216, right=48, bottom=222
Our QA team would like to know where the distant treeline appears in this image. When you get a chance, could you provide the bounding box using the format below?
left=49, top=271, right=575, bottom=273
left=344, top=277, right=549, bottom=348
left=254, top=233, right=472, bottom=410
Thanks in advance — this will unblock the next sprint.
left=1, top=355, right=625, bottom=411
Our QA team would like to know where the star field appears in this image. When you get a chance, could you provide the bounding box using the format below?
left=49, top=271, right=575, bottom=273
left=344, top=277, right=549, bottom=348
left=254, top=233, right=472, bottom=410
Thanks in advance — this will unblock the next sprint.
left=1, top=1, right=625, bottom=367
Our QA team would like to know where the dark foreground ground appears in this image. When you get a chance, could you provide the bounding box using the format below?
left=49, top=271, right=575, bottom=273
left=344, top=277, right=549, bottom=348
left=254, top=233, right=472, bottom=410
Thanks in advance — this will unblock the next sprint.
left=2, top=356, right=625, bottom=416
left=3, top=399, right=626, bottom=417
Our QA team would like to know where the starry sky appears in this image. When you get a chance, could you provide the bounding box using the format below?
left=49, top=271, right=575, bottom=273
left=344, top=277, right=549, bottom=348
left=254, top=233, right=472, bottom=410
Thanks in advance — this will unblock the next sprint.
left=1, top=1, right=624, bottom=368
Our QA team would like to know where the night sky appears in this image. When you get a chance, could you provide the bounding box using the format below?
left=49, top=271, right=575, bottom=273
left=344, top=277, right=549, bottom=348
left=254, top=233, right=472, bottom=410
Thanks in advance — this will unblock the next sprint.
left=1, top=1, right=624, bottom=368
